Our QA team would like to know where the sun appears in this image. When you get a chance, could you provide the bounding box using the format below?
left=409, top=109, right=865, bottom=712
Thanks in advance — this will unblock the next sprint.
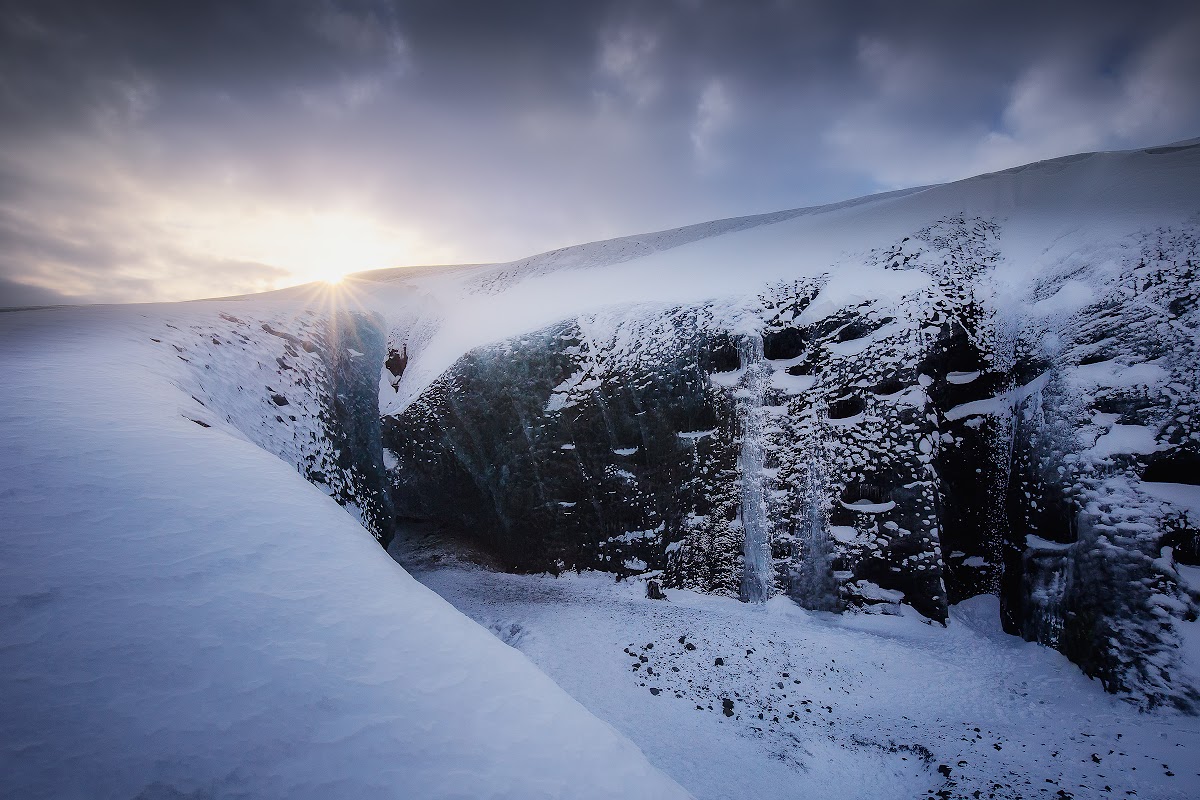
left=172, top=206, right=416, bottom=293
left=255, top=211, right=405, bottom=288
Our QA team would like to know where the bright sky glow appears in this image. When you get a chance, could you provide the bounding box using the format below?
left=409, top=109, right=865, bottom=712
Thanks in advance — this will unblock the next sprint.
left=215, top=210, right=414, bottom=286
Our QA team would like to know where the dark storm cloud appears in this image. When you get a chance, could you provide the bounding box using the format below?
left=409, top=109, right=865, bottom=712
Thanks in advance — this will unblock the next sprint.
left=1, top=0, right=1198, bottom=302
left=0, top=277, right=72, bottom=308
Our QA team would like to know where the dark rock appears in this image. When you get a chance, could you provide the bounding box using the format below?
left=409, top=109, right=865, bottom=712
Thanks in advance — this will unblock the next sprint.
left=385, top=344, right=409, bottom=380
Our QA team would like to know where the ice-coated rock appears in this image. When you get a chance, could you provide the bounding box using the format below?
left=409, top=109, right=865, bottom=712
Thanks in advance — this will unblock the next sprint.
left=373, top=143, right=1200, bottom=710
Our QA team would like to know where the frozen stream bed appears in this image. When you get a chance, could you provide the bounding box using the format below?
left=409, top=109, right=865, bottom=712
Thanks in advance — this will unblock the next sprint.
left=393, top=528, right=1200, bottom=800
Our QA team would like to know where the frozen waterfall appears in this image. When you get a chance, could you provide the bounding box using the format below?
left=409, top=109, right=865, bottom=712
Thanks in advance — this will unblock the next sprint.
left=737, top=333, right=772, bottom=603
left=789, top=456, right=841, bottom=611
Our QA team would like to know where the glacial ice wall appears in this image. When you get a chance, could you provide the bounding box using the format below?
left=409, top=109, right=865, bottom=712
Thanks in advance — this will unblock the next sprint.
left=381, top=215, right=1200, bottom=710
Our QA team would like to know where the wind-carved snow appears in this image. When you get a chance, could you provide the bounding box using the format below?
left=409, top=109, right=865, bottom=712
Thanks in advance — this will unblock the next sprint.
left=545, top=367, right=601, bottom=413
left=838, top=499, right=898, bottom=513
left=737, top=333, right=772, bottom=603
left=0, top=305, right=688, bottom=800
left=943, top=370, right=1051, bottom=421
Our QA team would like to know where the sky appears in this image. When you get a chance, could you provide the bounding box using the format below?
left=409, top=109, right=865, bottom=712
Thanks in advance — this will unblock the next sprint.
left=1, top=0, right=1198, bottom=306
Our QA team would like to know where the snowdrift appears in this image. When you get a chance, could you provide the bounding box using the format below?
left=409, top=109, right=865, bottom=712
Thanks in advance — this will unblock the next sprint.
left=0, top=307, right=688, bottom=800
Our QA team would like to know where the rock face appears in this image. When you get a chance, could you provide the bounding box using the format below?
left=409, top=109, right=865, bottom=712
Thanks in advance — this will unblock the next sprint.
left=158, top=306, right=395, bottom=544
left=382, top=211, right=1200, bottom=710
left=384, top=307, right=735, bottom=580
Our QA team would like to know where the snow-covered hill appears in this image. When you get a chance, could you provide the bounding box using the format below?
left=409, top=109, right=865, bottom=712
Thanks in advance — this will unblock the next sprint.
left=3, top=138, right=1200, bottom=798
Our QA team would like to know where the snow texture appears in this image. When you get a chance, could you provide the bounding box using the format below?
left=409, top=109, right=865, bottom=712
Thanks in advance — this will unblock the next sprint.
left=0, top=306, right=687, bottom=800
left=4, top=138, right=1200, bottom=798
left=398, top=532, right=1200, bottom=800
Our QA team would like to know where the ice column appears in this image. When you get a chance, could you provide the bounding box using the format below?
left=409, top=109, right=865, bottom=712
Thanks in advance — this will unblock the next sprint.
left=789, top=457, right=840, bottom=611
left=737, top=333, right=773, bottom=603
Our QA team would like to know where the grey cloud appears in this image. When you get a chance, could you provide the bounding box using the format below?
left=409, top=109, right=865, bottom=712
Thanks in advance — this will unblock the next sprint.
left=0, top=277, right=75, bottom=308
left=0, top=174, right=291, bottom=304
left=1, top=1, right=1198, bottom=301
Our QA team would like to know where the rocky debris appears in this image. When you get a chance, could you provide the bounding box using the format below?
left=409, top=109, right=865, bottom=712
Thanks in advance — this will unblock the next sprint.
left=385, top=343, right=409, bottom=383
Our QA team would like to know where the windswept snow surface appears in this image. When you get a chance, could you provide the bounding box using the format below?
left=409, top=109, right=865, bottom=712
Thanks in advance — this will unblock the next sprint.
left=0, top=306, right=688, bottom=800
left=397, top=532, right=1200, bottom=800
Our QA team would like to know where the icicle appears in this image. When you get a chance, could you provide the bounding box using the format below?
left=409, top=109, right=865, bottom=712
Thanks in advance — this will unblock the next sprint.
left=737, top=333, right=772, bottom=603
left=789, top=456, right=840, bottom=611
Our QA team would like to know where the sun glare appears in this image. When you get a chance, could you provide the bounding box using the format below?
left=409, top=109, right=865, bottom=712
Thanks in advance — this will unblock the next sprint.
left=191, top=209, right=416, bottom=291
left=153, top=199, right=452, bottom=298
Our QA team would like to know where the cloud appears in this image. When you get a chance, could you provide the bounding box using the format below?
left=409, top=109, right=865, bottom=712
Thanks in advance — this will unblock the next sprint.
left=596, top=24, right=661, bottom=108
left=0, top=276, right=75, bottom=308
left=0, top=164, right=298, bottom=303
left=1, top=0, right=1198, bottom=302
left=691, top=79, right=733, bottom=171
left=824, top=5, right=1200, bottom=186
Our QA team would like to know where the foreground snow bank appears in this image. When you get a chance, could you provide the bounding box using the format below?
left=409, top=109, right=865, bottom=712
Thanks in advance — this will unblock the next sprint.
left=399, top=532, right=1200, bottom=800
left=0, top=306, right=688, bottom=800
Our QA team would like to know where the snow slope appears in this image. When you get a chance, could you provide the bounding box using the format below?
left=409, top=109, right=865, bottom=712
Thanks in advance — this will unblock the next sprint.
left=0, top=306, right=688, bottom=800
left=352, top=142, right=1200, bottom=415
left=398, top=531, right=1200, bottom=800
